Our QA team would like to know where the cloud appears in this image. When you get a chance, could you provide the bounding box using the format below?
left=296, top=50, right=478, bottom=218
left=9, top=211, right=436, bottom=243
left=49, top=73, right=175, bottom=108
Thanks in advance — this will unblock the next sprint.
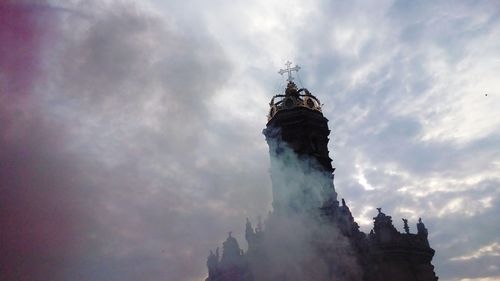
left=0, top=1, right=244, bottom=280
left=271, top=1, right=500, bottom=280
left=1, top=0, right=499, bottom=281
left=451, top=242, right=500, bottom=261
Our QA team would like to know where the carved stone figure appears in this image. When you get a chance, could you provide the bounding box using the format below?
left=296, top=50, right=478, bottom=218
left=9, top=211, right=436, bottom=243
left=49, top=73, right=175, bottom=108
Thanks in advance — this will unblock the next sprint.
left=402, top=218, right=410, bottom=234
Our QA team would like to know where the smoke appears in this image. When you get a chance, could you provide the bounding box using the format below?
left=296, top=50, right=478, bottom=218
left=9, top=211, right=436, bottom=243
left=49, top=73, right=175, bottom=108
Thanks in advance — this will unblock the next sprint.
left=1, top=1, right=232, bottom=281
left=257, top=215, right=362, bottom=281
left=265, top=127, right=337, bottom=214
left=241, top=137, right=363, bottom=281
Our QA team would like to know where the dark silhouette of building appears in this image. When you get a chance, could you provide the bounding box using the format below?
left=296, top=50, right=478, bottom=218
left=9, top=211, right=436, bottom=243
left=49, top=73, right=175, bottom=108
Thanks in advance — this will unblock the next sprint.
left=206, top=63, right=438, bottom=281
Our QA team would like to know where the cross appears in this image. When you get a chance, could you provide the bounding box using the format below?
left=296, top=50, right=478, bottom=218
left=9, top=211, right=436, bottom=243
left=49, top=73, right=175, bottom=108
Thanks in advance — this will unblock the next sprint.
left=278, top=61, right=301, bottom=82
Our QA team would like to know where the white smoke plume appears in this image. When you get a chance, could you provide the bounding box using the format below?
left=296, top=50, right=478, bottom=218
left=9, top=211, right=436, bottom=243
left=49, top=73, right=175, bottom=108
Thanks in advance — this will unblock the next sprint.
left=239, top=136, right=363, bottom=281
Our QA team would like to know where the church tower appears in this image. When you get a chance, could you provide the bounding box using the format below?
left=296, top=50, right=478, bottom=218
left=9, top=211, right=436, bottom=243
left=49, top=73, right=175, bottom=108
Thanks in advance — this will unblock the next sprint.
left=262, top=61, right=338, bottom=215
left=205, top=62, right=439, bottom=281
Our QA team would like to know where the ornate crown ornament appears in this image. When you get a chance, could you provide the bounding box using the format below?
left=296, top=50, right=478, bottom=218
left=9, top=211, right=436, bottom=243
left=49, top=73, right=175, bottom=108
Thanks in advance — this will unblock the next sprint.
left=268, top=62, right=322, bottom=121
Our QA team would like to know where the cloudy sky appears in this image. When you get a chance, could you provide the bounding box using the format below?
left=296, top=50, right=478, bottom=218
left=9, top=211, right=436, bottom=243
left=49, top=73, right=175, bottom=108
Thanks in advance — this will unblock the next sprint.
left=1, top=0, right=499, bottom=280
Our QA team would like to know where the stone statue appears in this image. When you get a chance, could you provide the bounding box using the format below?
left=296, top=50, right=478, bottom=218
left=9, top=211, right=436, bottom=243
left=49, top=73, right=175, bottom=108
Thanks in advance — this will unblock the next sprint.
left=207, top=250, right=219, bottom=277
left=402, top=218, right=410, bottom=234
left=417, top=218, right=428, bottom=237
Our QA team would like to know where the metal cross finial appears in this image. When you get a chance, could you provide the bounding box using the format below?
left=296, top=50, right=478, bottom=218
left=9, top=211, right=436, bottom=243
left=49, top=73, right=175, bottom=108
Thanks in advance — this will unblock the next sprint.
left=278, top=61, right=301, bottom=82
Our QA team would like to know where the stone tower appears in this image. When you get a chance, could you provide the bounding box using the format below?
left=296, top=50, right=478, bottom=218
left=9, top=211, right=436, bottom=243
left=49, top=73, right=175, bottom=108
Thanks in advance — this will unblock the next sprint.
left=205, top=62, right=439, bottom=281
left=263, top=78, right=338, bottom=215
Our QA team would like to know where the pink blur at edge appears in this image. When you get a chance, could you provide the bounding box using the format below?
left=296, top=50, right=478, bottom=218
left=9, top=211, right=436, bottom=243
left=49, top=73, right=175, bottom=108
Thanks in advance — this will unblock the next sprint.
left=0, top=2, right=77, bottom=281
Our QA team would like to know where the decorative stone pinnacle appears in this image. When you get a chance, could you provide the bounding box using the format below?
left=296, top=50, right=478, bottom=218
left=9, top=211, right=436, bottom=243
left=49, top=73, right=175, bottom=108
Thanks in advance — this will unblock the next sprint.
left=402, top=218, right=410, bottom=234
